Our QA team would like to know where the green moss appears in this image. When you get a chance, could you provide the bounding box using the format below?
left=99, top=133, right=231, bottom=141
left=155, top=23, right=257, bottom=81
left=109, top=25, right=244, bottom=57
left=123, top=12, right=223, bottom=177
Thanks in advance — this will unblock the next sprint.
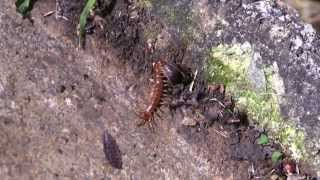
left=206, top=44, right=251, bottom=94
left=137, top=0, right=152, bottom=8
left=206, top=43, right=306, bottom=160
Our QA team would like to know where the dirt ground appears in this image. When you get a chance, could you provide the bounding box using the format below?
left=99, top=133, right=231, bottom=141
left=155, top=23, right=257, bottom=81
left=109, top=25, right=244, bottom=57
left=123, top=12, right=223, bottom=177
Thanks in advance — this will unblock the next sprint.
left=0, top=0, right=317, bottom=179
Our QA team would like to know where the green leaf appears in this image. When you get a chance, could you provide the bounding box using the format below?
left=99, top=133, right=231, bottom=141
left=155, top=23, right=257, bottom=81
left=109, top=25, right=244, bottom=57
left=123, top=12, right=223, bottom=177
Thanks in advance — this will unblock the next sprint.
left=15, top=0, right=32, bottom=17
left=257, top=133, right=269, bottom=145
left=79, top=0, right=96, bottom=48
left=271, top=151, right=283, bottom=163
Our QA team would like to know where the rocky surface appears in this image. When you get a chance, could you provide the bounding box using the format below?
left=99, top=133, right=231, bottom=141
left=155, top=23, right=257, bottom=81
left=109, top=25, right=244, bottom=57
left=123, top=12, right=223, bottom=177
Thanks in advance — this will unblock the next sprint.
left=0, top=0, right=319, bottom=179
left=147, top=0, right=320, bottom=175
left=0, top=0, right=250, bottom=179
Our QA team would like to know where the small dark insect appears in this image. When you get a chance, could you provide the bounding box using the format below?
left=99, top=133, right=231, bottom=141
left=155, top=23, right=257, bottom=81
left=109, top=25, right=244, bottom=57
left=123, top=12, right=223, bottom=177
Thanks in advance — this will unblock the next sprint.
left=138, top=60, right=168, bottom=127
left=103, top=130, right=122, bottom=169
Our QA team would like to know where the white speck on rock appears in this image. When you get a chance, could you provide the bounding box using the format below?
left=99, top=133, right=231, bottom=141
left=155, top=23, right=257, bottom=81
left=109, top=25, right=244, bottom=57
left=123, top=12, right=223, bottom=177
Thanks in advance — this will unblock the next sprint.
left=254, top=1, right=273, bottom=17
left=240, top=41, right=252, bottom=51
left=271, top=62, right=285, bottom=96
left=44, top=98, right=57, bottom=108
left=302, top=24, right=315, bottom=37
left=291, top=36, right=303, bottom=50
left=248, top=52, right=266, bottom=91
left=181, top=116, right=197, bottom=126
left=10, top=101, right=16, bottom=109
left=65, top=98, right=73, bottom=106
left=215, top=29, right=223, bottom=37
left=279, top=15, right=285, bottom=22
left=269, top=26, right=289, bottom=41
left=0, top=81, right=4, bottom=94
left=301, top=24, right=316, bottom=49
left=62, top=128, right=70, bottom=133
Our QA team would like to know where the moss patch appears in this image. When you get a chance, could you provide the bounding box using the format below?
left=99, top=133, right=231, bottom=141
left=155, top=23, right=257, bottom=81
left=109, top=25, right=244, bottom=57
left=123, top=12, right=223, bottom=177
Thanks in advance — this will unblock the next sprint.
left=137, top=0, right=152, bottom=8
left=206, top=43, right=306, bottom=160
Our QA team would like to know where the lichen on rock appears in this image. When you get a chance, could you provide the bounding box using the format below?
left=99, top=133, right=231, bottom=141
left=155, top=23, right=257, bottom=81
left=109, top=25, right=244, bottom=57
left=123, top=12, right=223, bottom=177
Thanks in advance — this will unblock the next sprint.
left=205, top=43, right=307, bottom=160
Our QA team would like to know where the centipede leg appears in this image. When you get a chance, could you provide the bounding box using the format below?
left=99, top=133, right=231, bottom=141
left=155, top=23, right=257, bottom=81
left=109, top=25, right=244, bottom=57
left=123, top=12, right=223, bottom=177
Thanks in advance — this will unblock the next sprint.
left=152, top=115, right=158, bottom=127
left=155, top=111, right=163, bottom=120
left=137, top=119, right=146, bottom=127
left=135, top=111, right=145, bottom=127
left=148, top=117, right=156, bottom=132
left=160, top=97, right=171, bottom=106
left=157, top=107, right=166, bottom=114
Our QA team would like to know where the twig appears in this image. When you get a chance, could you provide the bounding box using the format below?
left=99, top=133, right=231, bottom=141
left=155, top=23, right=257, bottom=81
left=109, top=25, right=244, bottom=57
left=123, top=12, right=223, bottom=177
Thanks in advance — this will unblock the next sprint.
left=248, top=163, right=255, bottom=177
left=265, top=169, right=275, bottom=178
left=43, top=10, right=55, bottom=17
left=55, top=0, right=60, bottom=19
left=189, top=69, right=198, bottom=92
left=209, top=98, right=225, bottom=108
left=212, top=127, right=228, bottom=138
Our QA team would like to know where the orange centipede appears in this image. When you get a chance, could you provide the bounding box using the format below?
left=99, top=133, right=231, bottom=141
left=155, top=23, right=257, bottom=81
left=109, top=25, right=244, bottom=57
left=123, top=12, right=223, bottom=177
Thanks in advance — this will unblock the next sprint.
left=137, top=60, right=168, bottom=127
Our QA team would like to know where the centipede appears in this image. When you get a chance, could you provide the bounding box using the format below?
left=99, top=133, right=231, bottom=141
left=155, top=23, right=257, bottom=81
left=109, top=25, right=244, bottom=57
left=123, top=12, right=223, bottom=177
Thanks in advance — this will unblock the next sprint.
left=137, top=60, right=168, bottom=127
left=137, top=60, right=193, bottom=127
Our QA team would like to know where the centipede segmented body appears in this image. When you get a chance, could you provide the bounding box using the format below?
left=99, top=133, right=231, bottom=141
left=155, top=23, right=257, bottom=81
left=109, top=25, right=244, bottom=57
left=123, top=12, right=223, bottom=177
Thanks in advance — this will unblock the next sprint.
left=138, top=60, right=168, bottom=127
left=138, top=60, right=193, bottom=127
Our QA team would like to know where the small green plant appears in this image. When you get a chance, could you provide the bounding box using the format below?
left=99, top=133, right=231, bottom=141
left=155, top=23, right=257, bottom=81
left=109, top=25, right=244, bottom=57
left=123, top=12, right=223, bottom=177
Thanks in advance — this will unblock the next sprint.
left=257, top=133, right=269, bottom=145
left=15, top=0, right=97, bottom=49
left=79, top=0, right=96, bottom=48
left=15, top=0, right=33, bottom=17
left=271, top=151, right=283, bottom=164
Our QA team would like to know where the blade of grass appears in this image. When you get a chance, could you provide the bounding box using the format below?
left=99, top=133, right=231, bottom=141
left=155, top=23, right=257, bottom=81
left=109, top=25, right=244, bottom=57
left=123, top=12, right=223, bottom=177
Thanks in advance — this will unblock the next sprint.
left=79, top=0, right=96, bottom=48
left=15, top=0, right=32, bottom=17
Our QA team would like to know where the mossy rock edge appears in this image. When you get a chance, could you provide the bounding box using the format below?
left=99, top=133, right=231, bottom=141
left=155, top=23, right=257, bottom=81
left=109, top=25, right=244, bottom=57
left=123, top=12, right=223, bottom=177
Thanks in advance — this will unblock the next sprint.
left=205, top=43, right=307, bottom=161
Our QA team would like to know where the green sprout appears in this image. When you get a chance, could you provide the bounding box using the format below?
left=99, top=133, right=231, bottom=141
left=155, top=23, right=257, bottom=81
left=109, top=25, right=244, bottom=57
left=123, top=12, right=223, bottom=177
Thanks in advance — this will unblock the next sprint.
left=79, top=0, right=96, bottom=48
left=257, top=133, right=269, bottom=145
left=15, top=0, right=33, bottom=17
left=271, top=151, right=283, bottom=164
